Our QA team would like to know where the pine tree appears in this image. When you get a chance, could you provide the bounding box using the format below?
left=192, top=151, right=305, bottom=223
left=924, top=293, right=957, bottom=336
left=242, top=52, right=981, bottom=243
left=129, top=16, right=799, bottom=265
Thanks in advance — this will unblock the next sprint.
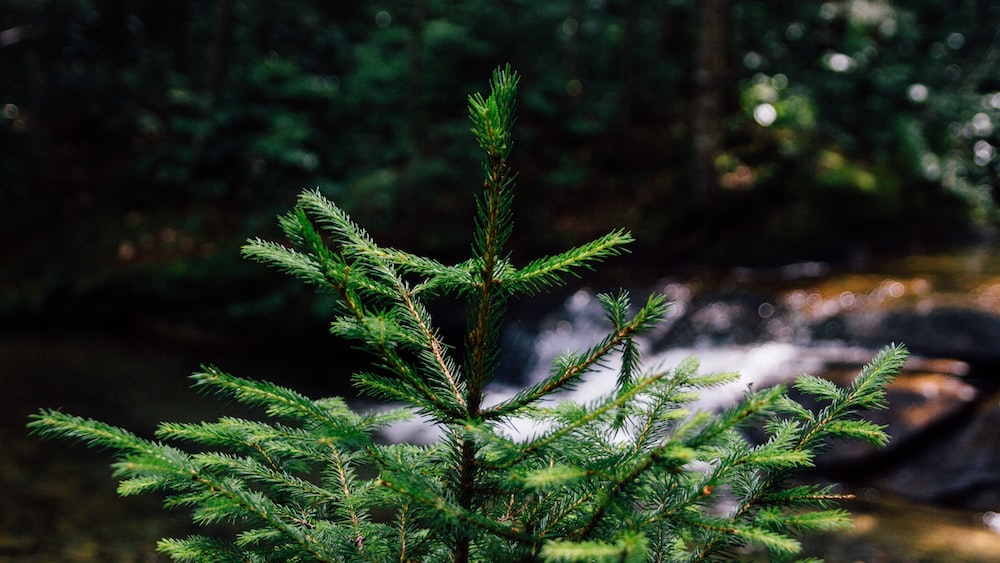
left=29, top=65, right=907, bottom=562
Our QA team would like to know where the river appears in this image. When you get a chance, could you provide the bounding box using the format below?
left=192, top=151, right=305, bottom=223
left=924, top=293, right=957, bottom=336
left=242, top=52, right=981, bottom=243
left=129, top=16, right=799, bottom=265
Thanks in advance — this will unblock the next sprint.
left=5, top=245, right=1000, bottom=561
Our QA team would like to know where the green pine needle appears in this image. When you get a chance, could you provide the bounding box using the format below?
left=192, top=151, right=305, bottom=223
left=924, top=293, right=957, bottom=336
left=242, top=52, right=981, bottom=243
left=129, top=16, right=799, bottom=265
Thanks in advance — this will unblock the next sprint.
left=27, top=65, right=907, bottom=563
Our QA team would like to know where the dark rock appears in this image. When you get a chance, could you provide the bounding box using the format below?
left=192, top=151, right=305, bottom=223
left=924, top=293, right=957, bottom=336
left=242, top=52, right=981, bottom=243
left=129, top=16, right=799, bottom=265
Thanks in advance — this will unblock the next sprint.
left=796, top=352, right=999, bottom=512
left=871, top=390, right=1000, bottom=511
left=809, top=362, right=978, bottom=472
left=817, top=307, right=1000, bottom=367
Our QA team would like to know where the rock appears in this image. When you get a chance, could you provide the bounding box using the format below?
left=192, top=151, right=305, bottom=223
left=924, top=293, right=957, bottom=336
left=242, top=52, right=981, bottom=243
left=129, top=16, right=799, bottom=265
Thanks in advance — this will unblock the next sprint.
left=797, top=352, right=1000, bottom=512
left=816, top=306, right=1000, bottom=366
left=871, top=390, right=1000, bottom=511
left=808, top=360, right=978, bottom=472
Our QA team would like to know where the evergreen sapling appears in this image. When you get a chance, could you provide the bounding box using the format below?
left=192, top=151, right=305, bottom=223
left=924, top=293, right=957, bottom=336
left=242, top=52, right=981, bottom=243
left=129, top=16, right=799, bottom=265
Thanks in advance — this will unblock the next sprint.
left=30, top=65, right=907, bottom=562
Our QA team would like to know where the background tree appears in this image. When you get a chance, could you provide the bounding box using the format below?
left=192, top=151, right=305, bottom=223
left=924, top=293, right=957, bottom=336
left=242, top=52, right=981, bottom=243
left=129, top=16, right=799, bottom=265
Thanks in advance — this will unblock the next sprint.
left=1, top=0, right=994, bottom=325
left=692, top=0, right=730, bottom=243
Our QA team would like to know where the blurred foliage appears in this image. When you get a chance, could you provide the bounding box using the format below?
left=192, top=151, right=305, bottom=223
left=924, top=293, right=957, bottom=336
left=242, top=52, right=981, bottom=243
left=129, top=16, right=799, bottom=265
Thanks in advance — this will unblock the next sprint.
left=1, top=0, right=997, bottom=323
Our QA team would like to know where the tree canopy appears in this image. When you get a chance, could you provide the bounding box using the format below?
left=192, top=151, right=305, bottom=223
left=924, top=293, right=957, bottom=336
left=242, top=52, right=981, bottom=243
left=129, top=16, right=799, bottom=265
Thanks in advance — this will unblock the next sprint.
left=2, top=1, right=996, bottom=320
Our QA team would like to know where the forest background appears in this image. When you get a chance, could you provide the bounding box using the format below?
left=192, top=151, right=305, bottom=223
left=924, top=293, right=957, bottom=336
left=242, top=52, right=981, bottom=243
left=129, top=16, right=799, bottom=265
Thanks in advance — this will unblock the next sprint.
left=2, top=0, right=999, bottom=334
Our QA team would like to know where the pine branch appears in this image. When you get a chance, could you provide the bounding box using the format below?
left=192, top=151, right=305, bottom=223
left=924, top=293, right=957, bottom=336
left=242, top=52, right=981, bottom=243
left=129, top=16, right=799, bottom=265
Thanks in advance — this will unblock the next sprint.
left=795, top=343, right=907, bottom=451
left=157, top=535, right=259, bottom=563
left=190, top=366, right=349, bottom=428
left=294, top=189, right=474, bottom=298
left=241, top=238, right=329, bottom=288
left=28, top=65, right=907, bottom=563
left=466, top=65, right=520, bottom=404
left=377, top=471, right=541, bottom=546
left=505, top=368, right=676, bottom=469
left=502, top=229, right=635, bottom=295
left=690, top=345, right=908, bottom=559
left=485, top=294, right=669, bottom=419
left=28, top=410, right=194, bottom=471
left=389, top=275, right=466, bottom=411
left=540, top=530, right=648, bottom=563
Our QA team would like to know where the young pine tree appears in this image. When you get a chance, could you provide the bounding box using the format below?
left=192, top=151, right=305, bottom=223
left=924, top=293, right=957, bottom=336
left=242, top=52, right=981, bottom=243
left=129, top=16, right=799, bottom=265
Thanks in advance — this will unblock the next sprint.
left=29, top=65, right=906, bottom=562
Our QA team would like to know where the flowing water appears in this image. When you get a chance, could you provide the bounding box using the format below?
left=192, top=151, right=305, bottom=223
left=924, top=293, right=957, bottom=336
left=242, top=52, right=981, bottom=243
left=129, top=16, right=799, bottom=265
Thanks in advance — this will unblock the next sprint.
left=495, top=244, right=1000, bottom=562
left=5, top=245, right=1000, bottom=561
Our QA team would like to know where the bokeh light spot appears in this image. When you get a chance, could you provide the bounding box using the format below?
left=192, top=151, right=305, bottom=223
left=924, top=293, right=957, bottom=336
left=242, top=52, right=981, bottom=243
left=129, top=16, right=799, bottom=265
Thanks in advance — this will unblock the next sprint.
left=753, top=103, right=777, bottom=127
left=972, top=113, right=993, bottom=136
left=922, top=153, right=942, bottom=180
left=827, top=53, right=853, bottom=72
left=785, top=22, right=805, bottom=41
left=907, top=83, right=928, bottom=103
left=974, top=140, right=994, bottom=166
left=757, top=302, right=775, bottom=319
